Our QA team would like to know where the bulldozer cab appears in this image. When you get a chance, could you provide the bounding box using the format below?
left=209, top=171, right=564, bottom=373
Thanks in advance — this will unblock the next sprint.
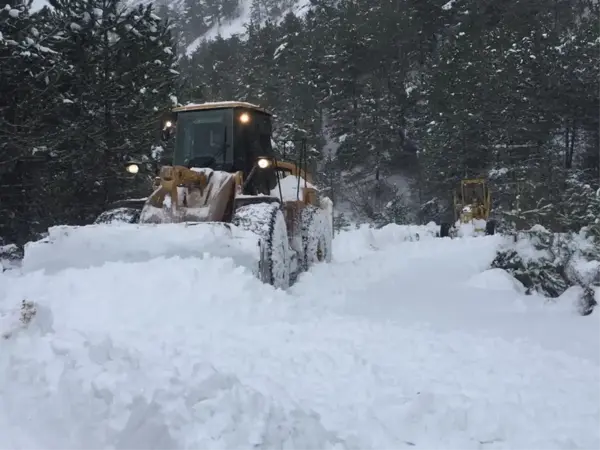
left=453, top=178, right=491, bottom=221
left=165, top=102, right=274, bottom=173
left=159, top=101, right=278, bottom=196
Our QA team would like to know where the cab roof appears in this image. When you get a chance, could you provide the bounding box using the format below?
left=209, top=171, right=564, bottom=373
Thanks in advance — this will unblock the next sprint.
left=172, top=101, right=272, bottom=116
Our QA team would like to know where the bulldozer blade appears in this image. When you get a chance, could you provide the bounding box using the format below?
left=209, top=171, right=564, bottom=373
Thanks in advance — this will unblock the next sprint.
left=22, top=222, right=261, bottom=275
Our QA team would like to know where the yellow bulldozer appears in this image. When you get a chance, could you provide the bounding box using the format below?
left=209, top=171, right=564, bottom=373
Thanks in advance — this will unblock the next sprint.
left=439, top=178, right=496, bottom=238
left=26, top=101, right=333, bottom=289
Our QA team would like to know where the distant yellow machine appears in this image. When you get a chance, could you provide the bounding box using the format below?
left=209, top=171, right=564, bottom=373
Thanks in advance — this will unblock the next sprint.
left=440, top=178, right=496, bottom=237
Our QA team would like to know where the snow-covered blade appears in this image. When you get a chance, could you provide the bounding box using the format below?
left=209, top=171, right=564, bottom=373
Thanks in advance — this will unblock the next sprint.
left=22, top=223, right=260, bottom=275
left=455, top=218, right=488, bottom=237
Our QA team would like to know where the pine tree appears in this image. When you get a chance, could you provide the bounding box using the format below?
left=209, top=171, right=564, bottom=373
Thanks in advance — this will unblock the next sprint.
left=43, top=0, right=179, bottom=223
left=0, top=0, right=66, bottom=242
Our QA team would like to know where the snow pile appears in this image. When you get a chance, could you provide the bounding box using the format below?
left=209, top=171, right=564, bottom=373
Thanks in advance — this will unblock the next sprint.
left=22, top=222, right=260, bottom=275
left=455, top=218, right=487, bottom=237
left=1, top=224, right=599, bottom=449
left=2, top=339, right=343, bottom=449
left=331, top=222, right=439, bottom=262
left=270, top=174, right=316, bottom=202
left=0, top=242, right=21, bottom=272
left=0, top=299, right=40, bottom=340
left=465, top=268, right=526, bottom=294
left=0, top=257, right=346, bottom=449
left=491, top=226, right=599, bottom=315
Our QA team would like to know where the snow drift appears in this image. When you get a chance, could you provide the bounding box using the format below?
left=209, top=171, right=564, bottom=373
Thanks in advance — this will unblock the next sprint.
left=21, top=222, right=260, bottom=275
left=1, top=224, right=598, bottom=449
left=1, top=256, right=347, bottom=449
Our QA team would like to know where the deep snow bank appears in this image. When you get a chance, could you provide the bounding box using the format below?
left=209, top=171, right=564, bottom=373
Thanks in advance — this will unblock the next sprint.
left=1, top=224, right=598, bottom=449
left=0, top=256, right=345, bottom=449
left=22, top=223, right=260, bottom=275
left=20, top=221, right=438, bottom=276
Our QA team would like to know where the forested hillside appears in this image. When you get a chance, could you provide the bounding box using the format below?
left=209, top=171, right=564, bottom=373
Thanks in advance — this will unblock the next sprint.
left=1, top=0, right=598, bottom=246
left=1, top=0, right=179, bottom=244
left=169, top=0, right=599, bottom=230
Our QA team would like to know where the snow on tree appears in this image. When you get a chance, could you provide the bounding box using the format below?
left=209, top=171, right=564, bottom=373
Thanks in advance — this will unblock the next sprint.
left=43, top=0, right=179, bottom=221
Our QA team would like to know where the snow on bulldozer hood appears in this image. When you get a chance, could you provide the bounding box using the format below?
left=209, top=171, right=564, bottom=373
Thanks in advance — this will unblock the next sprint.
left=21, top=222, right=261, bottom=275
left=270, top=174, right=316, bottom=202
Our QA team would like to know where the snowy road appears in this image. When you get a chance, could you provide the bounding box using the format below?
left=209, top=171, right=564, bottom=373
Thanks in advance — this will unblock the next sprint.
left=1, top=225, right=598, bottom=449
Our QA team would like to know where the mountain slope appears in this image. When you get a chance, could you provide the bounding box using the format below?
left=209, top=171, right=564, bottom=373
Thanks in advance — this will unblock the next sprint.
left=184, top=0, right=311, bottom=56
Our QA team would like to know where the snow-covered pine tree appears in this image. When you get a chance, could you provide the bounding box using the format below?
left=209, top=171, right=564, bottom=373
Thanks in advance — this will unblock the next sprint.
left=43, top=0, right=179, bottom=224
left=558, top=171, right=600, bottom=232
left=1, top=1, right=47, bottom=160
left=182, top=33, right=246, bottom=102
left=0, top=0, right=67, bottom=242
left=271, top=13, right=322, bottom=166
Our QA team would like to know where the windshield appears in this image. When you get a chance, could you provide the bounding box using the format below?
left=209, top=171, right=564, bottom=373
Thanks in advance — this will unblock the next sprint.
left=172, top=109, right=233, bottom=168
left=462, top=182, right=485, bottom=205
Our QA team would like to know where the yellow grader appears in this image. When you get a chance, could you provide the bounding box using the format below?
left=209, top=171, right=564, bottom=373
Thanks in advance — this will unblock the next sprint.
left=26, top=102, right=333, bottom=289
left=439, top=178, right=496, bottom=238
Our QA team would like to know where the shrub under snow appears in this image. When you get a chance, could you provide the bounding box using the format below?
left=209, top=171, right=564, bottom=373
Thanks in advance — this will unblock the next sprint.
left=491, top=225, right=599, bottom=315
left=0, top=239, right=22, bottom=272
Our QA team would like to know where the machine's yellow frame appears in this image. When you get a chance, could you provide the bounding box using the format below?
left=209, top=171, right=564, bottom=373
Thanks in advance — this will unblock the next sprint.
left=453, top=178, right=492, bottom=223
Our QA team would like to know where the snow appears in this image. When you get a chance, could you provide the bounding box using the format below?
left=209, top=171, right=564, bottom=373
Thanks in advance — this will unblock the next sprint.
left=572, top=258, right=600, bottom=285
left=1, top=225, right=599, bottom=449
left=465, top=268, right=526, bottom=294
left=273, top=42, right=288, bottom=60
left=442, top=0, right=456, bottom=10
left=271, top=174, right=316, bottom=201
left=21, top=222, right=260, bottom=275
left=0, top=243, right=20, bottom=272
left=30, top=0, right=51, bottom=13
left=454, top=218, right=488, bottom=237
left=185, top=0, right=311, bottom=56
left=179, top=100, right=263, bottom=110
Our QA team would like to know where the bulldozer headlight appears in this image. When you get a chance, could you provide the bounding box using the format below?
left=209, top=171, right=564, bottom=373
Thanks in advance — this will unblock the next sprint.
left=165, top=120, right=173, bottom=128
left=257, top=158, right=271, bottom=169
left=126, top=163, right=139, bottom=174
left=239, top=113, right=250, bottom=124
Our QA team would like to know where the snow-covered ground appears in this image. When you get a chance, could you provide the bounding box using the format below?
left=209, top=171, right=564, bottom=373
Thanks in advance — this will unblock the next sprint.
left=1, top=224, right=598, bottom=449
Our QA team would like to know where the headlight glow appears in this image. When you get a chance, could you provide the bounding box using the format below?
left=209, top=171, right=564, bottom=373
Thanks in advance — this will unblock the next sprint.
left=239, top=113, right=250, bottom=124
left=126, top=163, right=139, bottom=174
left=257, top=158, right=270, bottom=169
